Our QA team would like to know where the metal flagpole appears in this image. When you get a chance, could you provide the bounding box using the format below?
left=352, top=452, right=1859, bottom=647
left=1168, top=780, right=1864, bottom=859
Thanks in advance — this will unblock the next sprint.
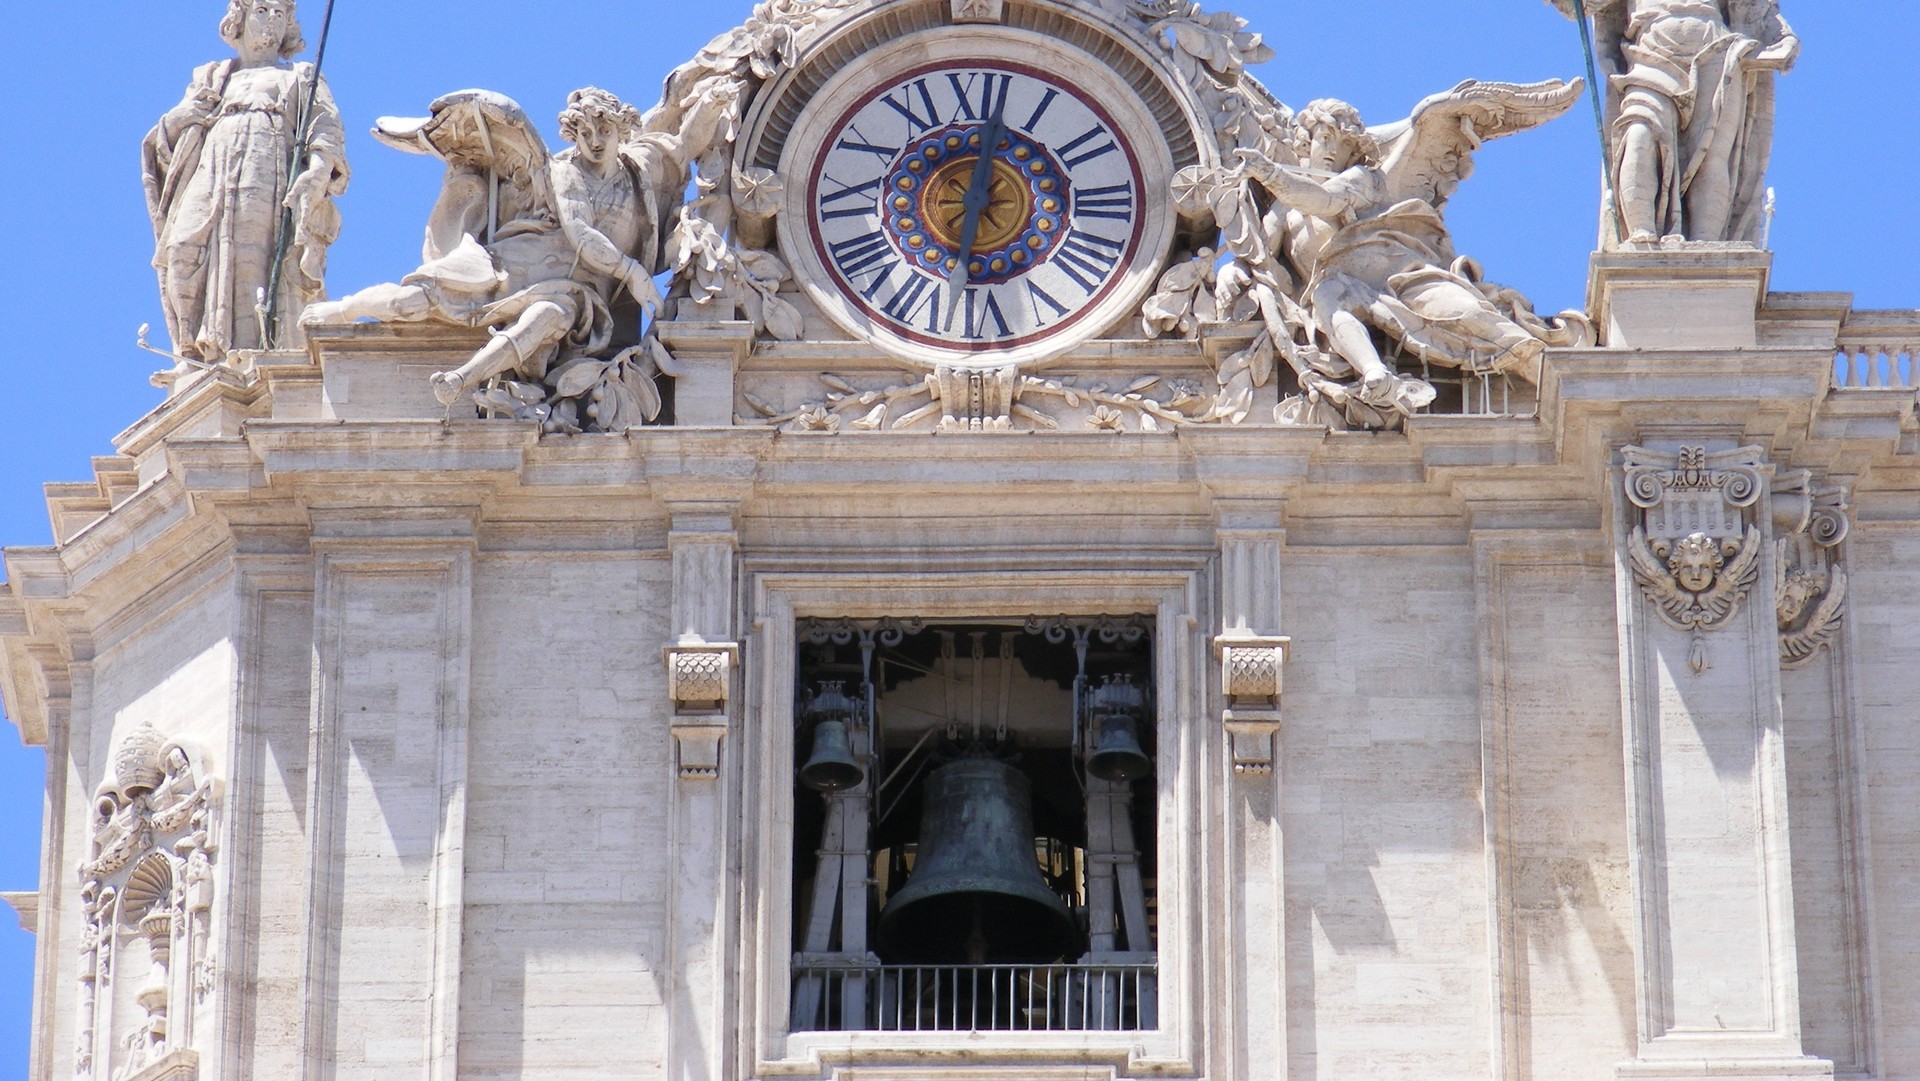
left=261, top=0, right=340, bottom=349
left=1569, top=0, right=1629, bottom=244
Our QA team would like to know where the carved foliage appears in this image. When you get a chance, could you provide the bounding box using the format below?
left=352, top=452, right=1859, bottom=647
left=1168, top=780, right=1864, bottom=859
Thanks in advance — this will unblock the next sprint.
left=1623, top=445, right=1768, bottom=673
left=79, top=724, right=217, bottom=1080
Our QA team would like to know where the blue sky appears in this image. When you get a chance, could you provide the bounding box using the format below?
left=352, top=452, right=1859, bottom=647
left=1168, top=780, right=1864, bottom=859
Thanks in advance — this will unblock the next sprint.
left=0, top=1, right=1913, bottom=1071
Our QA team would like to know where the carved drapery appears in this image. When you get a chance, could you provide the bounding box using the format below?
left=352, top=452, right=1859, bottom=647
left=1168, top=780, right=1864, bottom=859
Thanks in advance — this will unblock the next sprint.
left=78, top=723, right=217, bottom=1081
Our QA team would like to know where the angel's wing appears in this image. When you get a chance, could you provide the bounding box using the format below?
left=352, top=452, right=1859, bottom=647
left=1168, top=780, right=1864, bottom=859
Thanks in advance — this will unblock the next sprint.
left=1782, top=565, right=1848, bottom=667
left=1695, top=527, right=1765, bottom=629
left=1374, top=79, right=1584, bottom=209
left=373, top=89, right=552, bottom=181
left=1627, top=527, right=1690, bottom=620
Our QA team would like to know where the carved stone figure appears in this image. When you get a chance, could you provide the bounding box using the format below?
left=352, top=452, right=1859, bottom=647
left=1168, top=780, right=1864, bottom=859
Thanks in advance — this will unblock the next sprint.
left=1559, top=0, right=1798, bottom=244
left=1220, top=82, right=1592, bottom=426
left=304, top=89, right=681, bottom=425
left=142, top=0, right=348, bottom=366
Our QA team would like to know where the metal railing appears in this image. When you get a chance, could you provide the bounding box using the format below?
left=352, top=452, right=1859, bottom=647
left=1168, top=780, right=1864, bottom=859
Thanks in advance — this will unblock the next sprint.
left=792, top=962, right=1157, bottom=1033
left=1416, top=364, right=1536, bottom=419
left=1835, top=313, right=1920, bottom=389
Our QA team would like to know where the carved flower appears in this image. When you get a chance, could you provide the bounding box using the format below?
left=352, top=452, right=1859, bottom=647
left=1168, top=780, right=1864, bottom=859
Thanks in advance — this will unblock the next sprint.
left=732, top=166, right=785, bottom=217
left=1087, top=406, right=1126, bottom=431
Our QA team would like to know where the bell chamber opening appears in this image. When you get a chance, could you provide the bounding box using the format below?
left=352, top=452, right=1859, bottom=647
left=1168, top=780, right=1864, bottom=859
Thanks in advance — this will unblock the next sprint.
left=789, top=618, right=1159, bottom=1034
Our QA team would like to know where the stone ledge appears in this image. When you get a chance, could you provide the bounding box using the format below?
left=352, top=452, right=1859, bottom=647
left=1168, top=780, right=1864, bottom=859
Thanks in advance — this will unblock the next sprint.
left=0, top=891, right=36, bottom=933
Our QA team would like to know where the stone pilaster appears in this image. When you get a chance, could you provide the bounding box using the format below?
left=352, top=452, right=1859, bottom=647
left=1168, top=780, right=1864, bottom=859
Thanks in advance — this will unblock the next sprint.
left=1211, top=498, right=1290, bottom=1081
left=653, top=453, right=750, bottom=1081
left=301, top=508, right=475, bottom=1081
left=1613, top=441, right=1832, bottom=1080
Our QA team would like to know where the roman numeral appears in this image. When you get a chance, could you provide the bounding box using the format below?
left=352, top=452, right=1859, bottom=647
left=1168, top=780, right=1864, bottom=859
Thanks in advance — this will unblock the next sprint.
left=1026, top=280, right=1070, bottom=325
left=1053, top=229, right=1126, bottom=293
left=819, top=176, right=883, bottom=220
left=1057, top=125, right=1119, bottom=169
left=1024, top=88, right=1061, bottom=132
left=1075, top=182, right=1135, bottom=222
left=946, top=73, right=1013, bottom=122
left=879, top=80, right=942, bottom=135
left=836, top=125, right=899, bottom=164
left=881, top=273, right=941, bottom=329
left=829, top=231, right=894, bottom=278
left=859, top=261, right=901, bottom=301
left=962, top=289, right=1012, bottom=340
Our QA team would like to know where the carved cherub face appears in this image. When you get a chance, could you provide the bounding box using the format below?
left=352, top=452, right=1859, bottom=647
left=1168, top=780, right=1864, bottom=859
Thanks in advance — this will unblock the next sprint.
left=1664, top=532, right=1728, bottom=593
left=1778, top=567, right=1822, bottom=626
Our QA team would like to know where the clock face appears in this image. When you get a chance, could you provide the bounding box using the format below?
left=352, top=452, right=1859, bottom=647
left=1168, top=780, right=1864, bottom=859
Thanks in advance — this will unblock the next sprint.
left=787, top=46, right=1172, bottom=369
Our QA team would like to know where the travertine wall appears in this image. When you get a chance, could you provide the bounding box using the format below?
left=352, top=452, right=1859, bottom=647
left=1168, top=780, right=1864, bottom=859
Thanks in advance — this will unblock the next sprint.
left=4, top=275, right=1917, bottom=1081
left=460, top=552, right=677, bottom=1077
left=1843, top=520, right=1920, bottom=1077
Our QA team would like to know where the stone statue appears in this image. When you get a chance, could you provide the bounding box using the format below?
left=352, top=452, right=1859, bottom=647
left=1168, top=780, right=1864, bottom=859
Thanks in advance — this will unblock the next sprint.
left=1560, top=0, right=1799, bottom=244
left=1220, top=81, right=1592, bottom=425
left=142, top=0, right=348, bottom=366
left=303, top=88, right=684, bottom=417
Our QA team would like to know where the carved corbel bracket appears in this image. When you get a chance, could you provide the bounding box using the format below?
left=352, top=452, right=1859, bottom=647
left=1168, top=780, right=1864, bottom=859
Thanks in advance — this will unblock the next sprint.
left=1622, top=445, right=1769, bottom=674
left=665, top=639, right=740, bottom=780
left=1215, top=634, right=1290, bottom=775
left=1774, top=473, right=1853, bottom=669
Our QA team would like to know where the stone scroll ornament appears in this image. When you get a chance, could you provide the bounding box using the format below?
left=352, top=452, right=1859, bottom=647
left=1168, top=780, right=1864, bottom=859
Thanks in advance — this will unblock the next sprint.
left=1548, top=0, right=1799, bottom=246
left=76, top=724, right=219, bottom=1080
left=1623, top=445, right=1768, bottom=674
left=144, top=0, right=348, bottom=373
left=300, top=0, right=858, bottom=432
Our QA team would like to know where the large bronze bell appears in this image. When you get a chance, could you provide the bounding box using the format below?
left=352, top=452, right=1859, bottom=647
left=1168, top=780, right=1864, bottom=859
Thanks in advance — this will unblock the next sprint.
left=879, top=756, right=1079, bottom=964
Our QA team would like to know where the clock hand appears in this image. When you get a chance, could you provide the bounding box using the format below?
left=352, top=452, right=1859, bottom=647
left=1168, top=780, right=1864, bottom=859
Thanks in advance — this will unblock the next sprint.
left=944, top=97, right=1010, bottom=333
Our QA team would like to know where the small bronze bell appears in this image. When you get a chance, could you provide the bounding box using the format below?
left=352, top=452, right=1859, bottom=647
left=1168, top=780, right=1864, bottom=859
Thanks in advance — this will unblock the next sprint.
left=1085, top=675, right=1152, bottom=783
left=798, top=683, right=866, bottom=792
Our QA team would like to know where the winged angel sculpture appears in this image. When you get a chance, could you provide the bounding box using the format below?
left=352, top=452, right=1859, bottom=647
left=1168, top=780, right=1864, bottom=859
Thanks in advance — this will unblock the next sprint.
left=1164, top=78, right=1593, bottom=429
left=302, top=0, right=856, bottom=430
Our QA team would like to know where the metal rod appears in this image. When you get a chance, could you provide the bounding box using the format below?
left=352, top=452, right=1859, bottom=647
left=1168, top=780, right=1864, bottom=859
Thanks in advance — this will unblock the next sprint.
left=1570, top=0, right=1629, bottom=244
left=262, top=0, right=340, bottom=348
